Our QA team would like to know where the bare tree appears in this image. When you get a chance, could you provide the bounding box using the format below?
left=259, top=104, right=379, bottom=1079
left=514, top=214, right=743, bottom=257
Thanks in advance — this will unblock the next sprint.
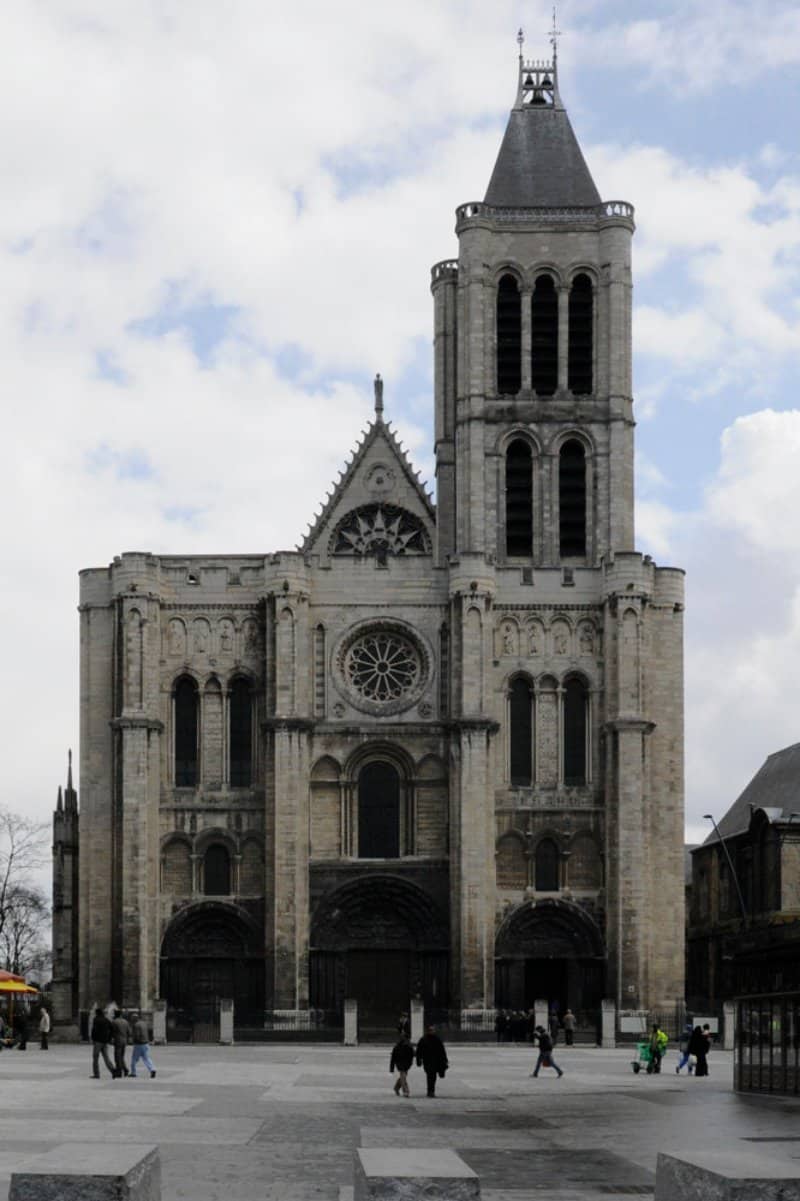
left=1, top=885, right=50, bottom=979
left=0, top=809, right=49, bottom=973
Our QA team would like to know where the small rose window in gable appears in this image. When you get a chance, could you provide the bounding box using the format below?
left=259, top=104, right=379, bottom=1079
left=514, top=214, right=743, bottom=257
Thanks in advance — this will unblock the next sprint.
left=331, top=504, right=430, bottom=559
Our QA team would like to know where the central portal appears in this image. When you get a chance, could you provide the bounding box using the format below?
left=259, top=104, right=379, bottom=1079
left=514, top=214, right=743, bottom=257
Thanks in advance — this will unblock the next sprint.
left=495, top=899, right=606, bottom=1017
left=310, top=875, right=449, bottom=1026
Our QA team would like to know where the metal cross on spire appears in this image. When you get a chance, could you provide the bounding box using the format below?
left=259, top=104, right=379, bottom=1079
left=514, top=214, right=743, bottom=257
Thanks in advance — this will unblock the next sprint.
left=550, top=6, right=562, bottom=62
left=517, top=27, right=525, bottom=60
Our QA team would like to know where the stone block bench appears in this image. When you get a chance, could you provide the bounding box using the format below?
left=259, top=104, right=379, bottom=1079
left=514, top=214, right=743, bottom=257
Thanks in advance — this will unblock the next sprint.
left=10, top=1143, right=160, bottom=1201
left=656, top=1149, right=800, bottom=1201
left=354, top=1148, right=479, bottom=1201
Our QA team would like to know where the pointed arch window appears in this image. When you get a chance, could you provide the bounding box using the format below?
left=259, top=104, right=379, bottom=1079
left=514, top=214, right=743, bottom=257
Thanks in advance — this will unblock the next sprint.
left=559, top=439, right=587, bottom=557
left=568, top=273, right=593, bottom=394
left=531, top=274, right=558, bottom=395
left=203, top=843, right=231, bottom=895
left=358, top=761, right=400, bottom=858
left=505, top=439, right=533, bottom=557
left=229, top=677, right=253, bottom=787
left=535, top=838, right=560, bottom=891
left=496, top=274, right=521, bottom=395
left=509, top=676, right=533, bottom=785
left=563, top=677, right=588, bottom=785
left=174, top=676, right=198, bottom=787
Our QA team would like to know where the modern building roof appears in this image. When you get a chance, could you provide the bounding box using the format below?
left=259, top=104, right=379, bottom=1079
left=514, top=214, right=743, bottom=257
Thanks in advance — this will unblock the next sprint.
left=484, top=104, right=601, bottom=209
left=704, top=742, right=800, bottom=844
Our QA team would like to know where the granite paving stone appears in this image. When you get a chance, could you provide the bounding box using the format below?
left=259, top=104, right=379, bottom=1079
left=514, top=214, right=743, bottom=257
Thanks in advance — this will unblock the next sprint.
left=0, top=1044, right=794, bottom=1201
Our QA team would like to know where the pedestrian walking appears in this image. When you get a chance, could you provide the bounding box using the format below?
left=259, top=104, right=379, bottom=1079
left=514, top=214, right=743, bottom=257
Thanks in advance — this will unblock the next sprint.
left=38, top=1007, right=50, bottom=1051
left=90, top=1006, right=116, bottom=1078
left=531, top=1026, right=563, bottom=1078
left=494, top=1011, right=507, bottom=1043
left=396, top=1012, right=410, bottom=1038
left=15, top=1011, right=29, bottom=1051
left=689, top=1025, right=709, bottom=1077
left=675, top=1022, right=694, bottom=1074
left=111, top=1009, right=131, bottom=1077
left=648, top=1024, right=668, bottom=1074
left=415, top=1025, right=448, bottom=1097
left=562, top=1009, right=576, bottom=1047
left=129, top=1011, right=157, bottom=1079
left=390, top=1032, right=414, bottom=1096
left=549, top=1010, right=560, bottom=1045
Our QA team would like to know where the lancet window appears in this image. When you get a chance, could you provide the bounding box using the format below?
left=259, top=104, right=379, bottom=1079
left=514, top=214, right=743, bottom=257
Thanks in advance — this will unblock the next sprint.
left=563, top=677, right=588, bottom=785
left=568, top=273, right=593, bottom=394
left=496, top=274, right=522, bottom=395
left=531, top=274, right=558, bottom=395
left=505, top=439, right=533, bottom=557
left=229, top=677, right=252, bottom=788
left=174, top=676, right=198, bottom=787
left=203, top=843, right=231, bottom=896
left=358, top=761, right=400, bottom=858
left=535, top=838, right=560, bottom=891
left=509, top=676, right=533, bottom=785
left=559, top=440, right=587, bottom=557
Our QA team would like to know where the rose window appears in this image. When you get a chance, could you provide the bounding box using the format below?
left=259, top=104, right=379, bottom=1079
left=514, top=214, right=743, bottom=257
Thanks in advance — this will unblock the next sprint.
left=345, top=631, right=421, bottom=703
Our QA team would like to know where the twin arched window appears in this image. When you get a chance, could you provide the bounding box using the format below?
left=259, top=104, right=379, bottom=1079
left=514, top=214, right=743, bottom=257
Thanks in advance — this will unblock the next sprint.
left=508, top=676, right=588, bottom=786
left=173, top=675, right=253, bottom=788
left=504, top=437, right=587, bottom=559
left=496, top=272, right=593, bottom=397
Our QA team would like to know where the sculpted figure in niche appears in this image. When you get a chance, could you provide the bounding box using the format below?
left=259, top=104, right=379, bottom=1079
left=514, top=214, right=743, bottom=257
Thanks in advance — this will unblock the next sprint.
left=501, top=623, right=517, bottom=656
left=169, top=620, right=186, bottom=657
left=527, top=625, right=542, bottom=656
left=193, top=622, right=208, bottom=653
left=219, top=621, right=234, bottom=654
left=244, top=623, right=259, bottom=655
left=579, top=624, right=594, bottom=656
left=553, top=626, right=569, bottom=655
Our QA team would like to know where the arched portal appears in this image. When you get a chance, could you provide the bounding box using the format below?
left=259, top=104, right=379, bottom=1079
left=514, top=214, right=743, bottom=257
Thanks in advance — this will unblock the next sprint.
left=160, top=902, right=264, bottom=1036
left=310, top=875, right=449, bottom=1025
left=495, top=898, right=605, bottom=1017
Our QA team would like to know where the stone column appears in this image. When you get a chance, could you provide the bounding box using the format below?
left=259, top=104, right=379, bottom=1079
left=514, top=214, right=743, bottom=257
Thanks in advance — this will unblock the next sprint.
left=723, top=1001, right=736, bottom=1052
left=410, top=998, right=424, bottom=1043
left=152, top=999, right=167, bottom=1046
left=219, top=998, right=234, bottom=1045
left=520, top=288, right=532, bottom=392
left=271, top=719, right=312, bottom=1013
left=557, top=284, right=569, bottom=392
left=601, top=998, right=616, bottom=1048
left=344, top=998, right=358, bottom=1046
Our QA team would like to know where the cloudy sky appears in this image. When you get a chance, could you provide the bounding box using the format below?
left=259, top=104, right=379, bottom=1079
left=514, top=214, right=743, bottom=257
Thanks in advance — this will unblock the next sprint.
left=3, top=1, right=799, bottom=848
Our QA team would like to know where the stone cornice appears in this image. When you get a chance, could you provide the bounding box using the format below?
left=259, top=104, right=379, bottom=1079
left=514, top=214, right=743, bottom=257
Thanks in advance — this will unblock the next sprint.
left=110, top=716, right=164, bottom=732
left=447, top=717, right=501, bottom=735
left=603, top=718, right=655, bottom=735
left=261, top=717, right=316, bottom=734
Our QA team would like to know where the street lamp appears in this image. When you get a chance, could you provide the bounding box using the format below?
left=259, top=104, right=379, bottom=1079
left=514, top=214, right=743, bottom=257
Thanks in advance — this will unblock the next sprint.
left=704, top=814, right=748, bottom=925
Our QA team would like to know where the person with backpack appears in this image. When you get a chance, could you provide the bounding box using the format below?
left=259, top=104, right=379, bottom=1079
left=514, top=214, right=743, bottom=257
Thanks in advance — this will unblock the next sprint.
left=531, top=1025, right=564, bottom=1078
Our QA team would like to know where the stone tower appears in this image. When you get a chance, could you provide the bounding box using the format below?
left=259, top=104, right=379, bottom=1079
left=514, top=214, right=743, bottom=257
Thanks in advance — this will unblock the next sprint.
left=56, top=42, right=685, bottom=1036
left=431, top=44, right=685, bottom=1012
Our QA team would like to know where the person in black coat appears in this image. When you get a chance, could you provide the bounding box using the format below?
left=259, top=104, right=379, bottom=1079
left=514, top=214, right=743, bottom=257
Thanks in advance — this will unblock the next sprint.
left=390, top=1033, right=414, bottom=1096
left=415, top=1025, right=449, bottom=1097
left=688, top=1025, right=709, bottom=1077
left=90, top=1007, right=116, bottom=1079
left=14, top=1011, right=28, bottom=1051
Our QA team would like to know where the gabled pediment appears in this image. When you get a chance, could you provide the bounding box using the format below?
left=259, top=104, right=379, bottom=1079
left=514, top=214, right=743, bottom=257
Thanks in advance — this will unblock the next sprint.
left=301, top=417, right=435, bottom=561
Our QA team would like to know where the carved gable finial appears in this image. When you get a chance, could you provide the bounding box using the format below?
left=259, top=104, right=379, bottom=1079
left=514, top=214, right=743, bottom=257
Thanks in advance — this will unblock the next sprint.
left=374, top=373, right=384, bottom=422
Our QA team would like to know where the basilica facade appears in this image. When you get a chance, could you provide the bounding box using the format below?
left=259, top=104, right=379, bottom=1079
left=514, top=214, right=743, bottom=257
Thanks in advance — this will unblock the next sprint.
left=53, top=51, right=685, bottom=1034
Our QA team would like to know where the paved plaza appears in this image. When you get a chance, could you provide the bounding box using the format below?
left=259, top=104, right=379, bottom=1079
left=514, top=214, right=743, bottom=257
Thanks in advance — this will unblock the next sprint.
left=0, top=1042, right=798, bottom=1199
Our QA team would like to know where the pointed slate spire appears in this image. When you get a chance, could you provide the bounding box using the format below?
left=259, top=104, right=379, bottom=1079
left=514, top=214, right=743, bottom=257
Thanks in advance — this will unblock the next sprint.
left=56, top=786, right=63, bottom=813
left=64, top=748, right=77, bottom=814
left=484, top=37, right=600, bottom=208
left=374, top=373, right=384, bottom=423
